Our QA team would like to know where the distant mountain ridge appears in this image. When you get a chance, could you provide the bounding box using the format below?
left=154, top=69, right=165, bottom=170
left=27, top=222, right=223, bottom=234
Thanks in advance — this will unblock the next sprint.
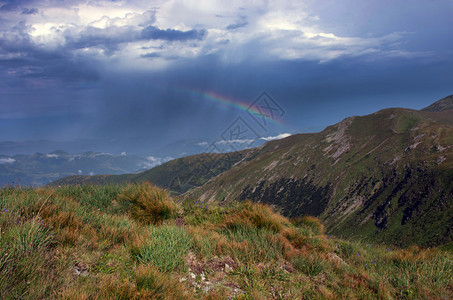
left=51, top=95, right=453, bottom=246
left=0, top=151, right=157, bottom=187
left=50, top=151, right=251, bottom=194
left=1, top=136, right=272, bottom=188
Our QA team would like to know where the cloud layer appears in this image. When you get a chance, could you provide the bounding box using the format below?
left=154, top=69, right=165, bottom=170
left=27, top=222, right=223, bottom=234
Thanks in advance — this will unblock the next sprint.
left=0, top=0, right=452, bottom=152
left=3, top=0, right=446, bottom=76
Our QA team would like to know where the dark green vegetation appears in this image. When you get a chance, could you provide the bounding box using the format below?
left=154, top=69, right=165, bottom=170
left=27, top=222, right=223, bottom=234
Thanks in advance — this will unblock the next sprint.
left=1, top=183, right=452, bottom=299
left=52, top=96, right=453, bottom=247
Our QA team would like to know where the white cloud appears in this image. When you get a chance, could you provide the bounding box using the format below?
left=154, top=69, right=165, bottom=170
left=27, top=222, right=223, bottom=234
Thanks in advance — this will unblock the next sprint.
left=0, top=158, right=16, bottom=164
left=77, top=4, right=141, bottom=26
left=3, top=0, right=414, bottom=68
left=196, top=142, right=208, bottom=146
left=216, top=139, right=256, bottom=145
left=143, top=156, right=173, bottom=169
left=147, top=155, right=173, bottom=162
left=261, top=133, right=291, bottom=141
left=46, top=154, right=59, bottom=158
left=146, top=155, right=160, bottom=162
left=94, top=152, right=114, bottom=157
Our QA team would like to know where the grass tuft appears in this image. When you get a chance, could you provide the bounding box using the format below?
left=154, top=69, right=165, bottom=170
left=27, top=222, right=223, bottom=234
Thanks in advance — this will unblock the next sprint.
left=223, top=200, right=290, bottom=233
left=118, top=183, right=177, bottom=225
left=134, top=225, right=193, bottom=272
left=293, top=215, right=325, bottom=235
left=135, top=265, right=189, bottom=299
left=220, top=225, right=285, bottom=263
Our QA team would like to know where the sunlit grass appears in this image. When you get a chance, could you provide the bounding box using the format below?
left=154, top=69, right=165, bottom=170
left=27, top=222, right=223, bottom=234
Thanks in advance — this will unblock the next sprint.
left=0, top=183, right=451, bottom=299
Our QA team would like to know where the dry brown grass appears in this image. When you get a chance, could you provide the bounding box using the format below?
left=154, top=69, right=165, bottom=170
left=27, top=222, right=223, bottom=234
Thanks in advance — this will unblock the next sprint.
left=98, top=275, right=137, bottom=299
left=134, top=265, right=191, bottom=300
left=223, top=200, right=290, bottom=233
left=293, top=215, right=325, bottom=235
left=280, top=227, right=307, bottom=248
left=117, top=183, right=177, bottom=225
left=390, top=245, right=434, bottom=262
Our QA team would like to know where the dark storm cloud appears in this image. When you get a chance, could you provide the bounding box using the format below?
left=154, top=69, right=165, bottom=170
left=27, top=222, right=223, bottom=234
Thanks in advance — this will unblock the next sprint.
left=226, top=21, right=248, bottom=30
left=0, top=0, right=33, bottom=12
left=0, top=16, right=208, bottom=82
left=64, top=25, right=139, bottom=53
left=0, top=26, right=100, bottom=83
left=140, top=52, right=179, bottom=60
left=140, top=52, right=161, bottom=58
left=141, top=26, right=206, bottom=41
left=91, top=50, right=453, bottom=152
left=21, top=8, right=38, bottom=14
left=226, top=16, right=248, bottom=30
left=63, top=25, right=206, bottom=54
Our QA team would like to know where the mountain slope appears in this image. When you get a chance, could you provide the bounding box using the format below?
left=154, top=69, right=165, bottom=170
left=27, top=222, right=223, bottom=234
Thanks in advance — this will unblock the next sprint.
left=421, top=95, right=453, bottom=112
left=190, top=100, right=453, bottom=246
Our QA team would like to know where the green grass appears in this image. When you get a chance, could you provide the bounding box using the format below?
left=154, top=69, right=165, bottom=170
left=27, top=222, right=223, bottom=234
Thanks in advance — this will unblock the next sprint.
left=0, top=218, right=57, bottom=299
left=221, top=225, right=285, bottom=263
left=54, top=184, right=123, bottom=210
left=394, top=112, right=423, bottom=133
left=134, top=225, right=193, bottom=272
left=0, top=183, right=452, bottom=299
left=290, top=255, right=326, bottom=277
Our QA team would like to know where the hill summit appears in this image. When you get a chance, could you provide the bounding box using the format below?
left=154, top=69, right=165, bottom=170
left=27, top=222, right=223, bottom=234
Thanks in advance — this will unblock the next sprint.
left=421, top=95, right=453, bottom=112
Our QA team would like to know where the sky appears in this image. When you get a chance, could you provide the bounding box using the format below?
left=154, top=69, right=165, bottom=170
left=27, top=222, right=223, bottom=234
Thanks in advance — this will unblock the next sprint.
left=1, top=0, right=452, bottom=155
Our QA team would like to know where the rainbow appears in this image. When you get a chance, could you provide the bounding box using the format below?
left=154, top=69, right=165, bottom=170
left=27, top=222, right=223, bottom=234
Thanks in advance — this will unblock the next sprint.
left=178, top=88, right=284, bottom=127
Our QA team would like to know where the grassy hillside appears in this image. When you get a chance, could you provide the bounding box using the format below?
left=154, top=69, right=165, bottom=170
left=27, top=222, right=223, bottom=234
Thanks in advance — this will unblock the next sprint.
left=1, top=183, right=452, bottom=299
